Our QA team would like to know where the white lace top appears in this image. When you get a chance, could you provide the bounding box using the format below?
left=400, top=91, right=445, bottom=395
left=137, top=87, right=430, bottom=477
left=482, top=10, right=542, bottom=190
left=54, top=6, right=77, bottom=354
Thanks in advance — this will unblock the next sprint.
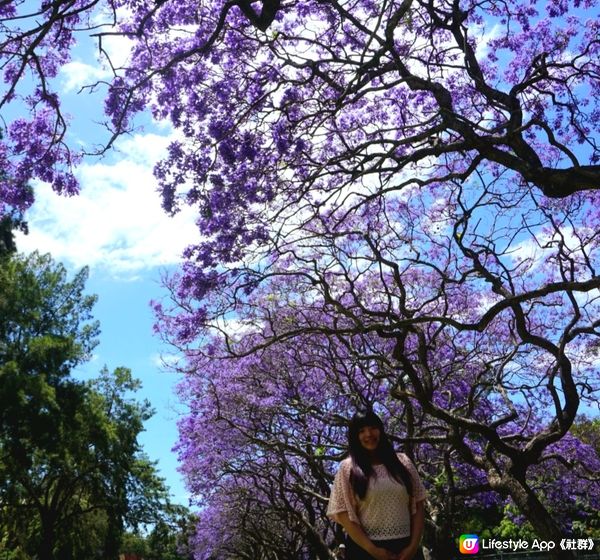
left=327, top=453, right=426, bottom=540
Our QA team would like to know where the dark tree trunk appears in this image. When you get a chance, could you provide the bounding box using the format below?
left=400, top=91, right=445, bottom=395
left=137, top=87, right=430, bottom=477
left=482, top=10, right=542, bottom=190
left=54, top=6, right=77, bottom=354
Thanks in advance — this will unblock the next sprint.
left=428, top=522, right=459, bottom=560
left=493, top=473, right=575, bottom=560
left=38, top=513, right=55, bottom=560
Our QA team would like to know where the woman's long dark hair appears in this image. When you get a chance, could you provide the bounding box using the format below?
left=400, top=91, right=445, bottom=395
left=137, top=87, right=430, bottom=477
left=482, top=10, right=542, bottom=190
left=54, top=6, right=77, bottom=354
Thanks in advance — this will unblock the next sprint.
left=348, top=410, right=413, bottom=500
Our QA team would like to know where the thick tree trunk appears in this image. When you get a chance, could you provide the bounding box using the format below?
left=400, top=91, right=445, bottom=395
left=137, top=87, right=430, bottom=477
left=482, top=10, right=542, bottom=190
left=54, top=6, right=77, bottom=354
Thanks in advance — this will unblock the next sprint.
left=493, top=473, right=575, bottom=560
left=306, top=528, right=334, bottom=560
left=302, top=514, right=334, bottom=560
left=38, top=513, right=55, bottom=560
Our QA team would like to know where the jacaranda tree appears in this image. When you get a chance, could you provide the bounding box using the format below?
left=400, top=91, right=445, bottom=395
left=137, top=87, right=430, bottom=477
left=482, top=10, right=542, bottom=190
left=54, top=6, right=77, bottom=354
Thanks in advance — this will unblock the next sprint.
left=2, top=1, right=600, bottom=558
left=0, top=0, right=108, bottom=216
left=140, top=1, right=600, bottom=557
left=172, top=310, right=600, bottom=559
left=175, top=330, right=385, bottom=559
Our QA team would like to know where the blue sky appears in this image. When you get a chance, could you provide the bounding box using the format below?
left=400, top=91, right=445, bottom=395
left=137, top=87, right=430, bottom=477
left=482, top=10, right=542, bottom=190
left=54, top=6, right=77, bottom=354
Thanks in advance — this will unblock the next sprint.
left=13, top=26, right=198, bottom=506
left=11, top=1, right=600, bottom=512
left=15, top=167, right=196, bottom=506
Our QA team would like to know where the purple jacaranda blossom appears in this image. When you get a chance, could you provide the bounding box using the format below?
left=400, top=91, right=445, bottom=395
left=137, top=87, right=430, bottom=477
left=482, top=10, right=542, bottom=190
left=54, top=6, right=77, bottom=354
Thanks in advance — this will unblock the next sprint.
left=3, top=1, right=600, bottom=554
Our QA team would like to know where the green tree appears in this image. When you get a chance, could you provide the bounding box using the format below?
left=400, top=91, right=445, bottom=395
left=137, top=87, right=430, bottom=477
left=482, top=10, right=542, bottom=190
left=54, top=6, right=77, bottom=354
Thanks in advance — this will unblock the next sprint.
left=0, top=252, right=173, bottom=560
left=121, top=504, right=196, bottom=560
left=0, top=215, right=17, bottom=257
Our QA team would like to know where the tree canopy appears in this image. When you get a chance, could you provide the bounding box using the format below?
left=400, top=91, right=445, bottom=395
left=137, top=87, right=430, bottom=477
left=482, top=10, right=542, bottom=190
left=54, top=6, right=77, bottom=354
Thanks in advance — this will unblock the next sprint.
left=173, top=322, right=600, bottom=559
left=2, top=1, right=600, bottom=558
left=0, top=252, right=177, bottom=560
left=1, top=1, right=599, bottom=215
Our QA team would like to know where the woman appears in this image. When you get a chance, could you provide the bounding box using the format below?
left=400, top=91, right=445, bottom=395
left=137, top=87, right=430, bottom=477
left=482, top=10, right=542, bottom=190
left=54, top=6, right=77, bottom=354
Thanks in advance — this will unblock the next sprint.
left=327, top=410, right=426, bottom=560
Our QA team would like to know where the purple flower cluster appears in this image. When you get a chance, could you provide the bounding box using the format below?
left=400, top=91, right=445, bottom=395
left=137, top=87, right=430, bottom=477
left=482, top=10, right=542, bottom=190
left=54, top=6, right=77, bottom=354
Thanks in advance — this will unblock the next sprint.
left=173, top=317, right=600, bottom=555
left=3, top=0, right=600, bottom=551
left=0, top=0, right=95, bottom=216
left=106, top=0, right=600, bottom=548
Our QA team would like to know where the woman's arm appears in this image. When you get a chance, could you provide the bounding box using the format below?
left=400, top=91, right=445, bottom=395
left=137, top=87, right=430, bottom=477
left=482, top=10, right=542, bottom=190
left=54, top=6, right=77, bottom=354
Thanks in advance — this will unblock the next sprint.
left=398, top=499, right=425, bottom=560
left=333, top=512, right=397, bottom=560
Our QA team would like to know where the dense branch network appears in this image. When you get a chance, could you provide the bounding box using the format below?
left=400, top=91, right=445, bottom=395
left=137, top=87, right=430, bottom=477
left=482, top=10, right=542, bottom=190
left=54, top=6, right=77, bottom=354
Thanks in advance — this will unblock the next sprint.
left=2, top=1, right=600, bottom=557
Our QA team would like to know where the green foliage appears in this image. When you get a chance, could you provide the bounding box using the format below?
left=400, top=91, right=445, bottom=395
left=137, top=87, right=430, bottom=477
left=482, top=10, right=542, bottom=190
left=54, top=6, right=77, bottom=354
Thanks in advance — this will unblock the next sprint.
left=0, top=215, right=17, bottom=257
left=121, top=505, right=197, bottom=560
left=121, top=532, right=150, bottom=556
left=571, top=417, right=600, bottom=455
left=494, top=504, right=538, bottom=541
left=570, top=418, right=600, bottom=538
left=0, top=186, right=30, bottom=257
left=0, top=252, right=182, bottom=560
left=0, top=251, right=99, bottom=371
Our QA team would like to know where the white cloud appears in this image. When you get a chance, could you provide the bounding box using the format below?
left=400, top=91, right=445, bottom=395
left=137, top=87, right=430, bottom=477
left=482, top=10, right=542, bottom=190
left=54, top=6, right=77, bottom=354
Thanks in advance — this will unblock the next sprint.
left=15, top=132, right=199, bottom=277
left=99, top=31, right=135, bottom=70
left=151, top=352, right=183, bottom=370
left=58, top=9, right=136, bottom=96
left=60, top=60, right=111, bottom=93
left=89, top=6, right=136, bottom=70
left=474, top=22, right=502, bottom=60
